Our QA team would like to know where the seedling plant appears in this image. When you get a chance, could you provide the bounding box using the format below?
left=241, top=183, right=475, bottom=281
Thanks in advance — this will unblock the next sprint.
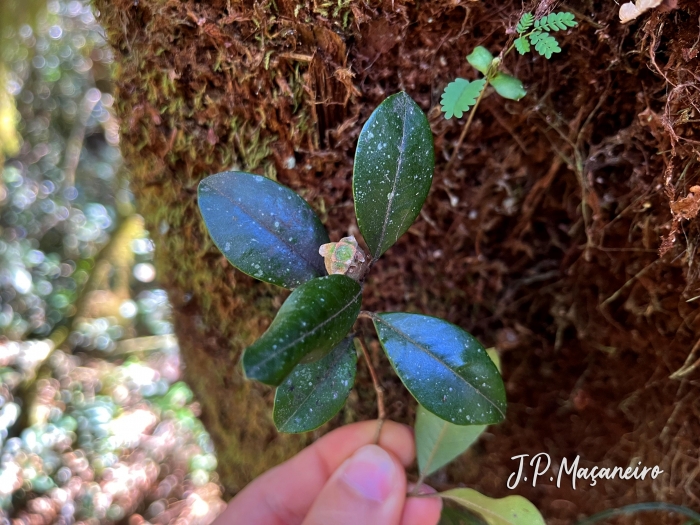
left=441, top=11, right=578, bottom=168
left=198, top=92, right=546, bottom=524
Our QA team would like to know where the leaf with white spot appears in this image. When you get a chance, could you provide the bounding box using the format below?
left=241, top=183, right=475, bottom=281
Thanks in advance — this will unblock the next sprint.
left=242, top=275, right=362, bottom=385
left=372, top=313, right=506, bottom=425
left=273, top=337, right=357, bottom=433
left=353, top=92, right=434, bottom=260
left=198, top=171, right=329, bottom=290
left=415, top=348, right=502, bottom=476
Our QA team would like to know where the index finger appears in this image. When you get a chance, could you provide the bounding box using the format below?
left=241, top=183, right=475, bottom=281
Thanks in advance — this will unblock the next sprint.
left=214, top=420, right=415, bottom=525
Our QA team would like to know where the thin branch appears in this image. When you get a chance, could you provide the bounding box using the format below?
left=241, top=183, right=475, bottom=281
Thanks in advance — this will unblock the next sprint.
left=355, top=336, right=386, bottom=444
left=445, top=81, right=489, bottom=173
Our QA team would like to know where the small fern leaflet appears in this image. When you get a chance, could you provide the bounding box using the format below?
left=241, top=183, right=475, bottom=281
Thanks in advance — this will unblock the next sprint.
left=514, top=36, right=530, bottom=55
left=440, top=78, right=487, bottom=120
left=535, top=12, right=578, bottom=32
left=516, top=12, right=534, bottom=33
left=529, top=31, right=561, bottom=59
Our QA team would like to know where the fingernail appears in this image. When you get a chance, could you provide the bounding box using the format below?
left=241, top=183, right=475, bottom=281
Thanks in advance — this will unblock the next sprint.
left=341, top=445, right=396, bottom=502
left=407, top=483, right=437, bottom=496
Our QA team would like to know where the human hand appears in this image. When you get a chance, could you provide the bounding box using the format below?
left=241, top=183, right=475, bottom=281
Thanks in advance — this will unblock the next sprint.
left=213, top=420, right=442, bottom=525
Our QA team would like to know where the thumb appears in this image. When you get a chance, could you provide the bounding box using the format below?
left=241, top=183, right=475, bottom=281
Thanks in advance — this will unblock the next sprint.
left=302, top=444, right=407, bottom=525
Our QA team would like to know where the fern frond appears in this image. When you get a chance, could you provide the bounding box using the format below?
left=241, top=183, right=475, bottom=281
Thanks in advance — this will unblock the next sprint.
left=535, top=12, right=577, bottom=32
left=529, top=31, right=561, bottom=59
left=514, top=36, right=530, bottom=55
left=516, top=12, right=534, bottom=33
left=440, top=78, right=487, bottom=120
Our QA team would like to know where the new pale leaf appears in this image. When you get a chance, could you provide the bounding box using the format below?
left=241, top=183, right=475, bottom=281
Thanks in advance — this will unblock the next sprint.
left=440, top=489, right=546, bottom=525
left=466, top=46, right=494, bottom=76
left=516, top=12, right=534, bottom=33
left=490, top=74, right=526, bottom=101
left=416, top=404, right=486, bottom=476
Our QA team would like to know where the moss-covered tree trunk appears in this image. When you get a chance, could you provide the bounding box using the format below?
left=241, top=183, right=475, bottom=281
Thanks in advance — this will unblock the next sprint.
left=96, top=0, right=700, bottom=520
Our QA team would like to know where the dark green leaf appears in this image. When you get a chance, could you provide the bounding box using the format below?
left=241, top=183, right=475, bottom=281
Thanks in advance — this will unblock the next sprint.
left=273, top=337, right=357, bottom=433
left=372, top=313, right=506, bottom=425
left=242, top=275, right=362, bottom=385
left=491, top=74, right=527, bottom=101
left=440, top=489, right=545, bottom=525
left=440, top=79, right=487, bottom=120
left=440, top=504, right=489, bottom=525
left=198, top=171, right=329, bottom=289
left=416, top=404, right=486, bottom=476
left=353, top=92, right=434, bottom=260
left=466, top=46, right=494, bottom=76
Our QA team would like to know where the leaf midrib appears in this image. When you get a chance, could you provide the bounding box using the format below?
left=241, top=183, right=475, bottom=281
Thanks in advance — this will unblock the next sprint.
left=421, top=419, right=449, bottom=476
left=374, top=96, right=410, bottom=260
left=374, top=316, right=505, bottom=419
left=205, top=178, right=323, bottom=274
left=246, top=285, right=362, bottom=376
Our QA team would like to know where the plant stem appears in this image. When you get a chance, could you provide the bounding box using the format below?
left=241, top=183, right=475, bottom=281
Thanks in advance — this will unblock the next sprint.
left=355, top=335, right=386, bottom=444
left=445, top=80, right=489, bottom=173
left=409, top=472, right=429, bottom=497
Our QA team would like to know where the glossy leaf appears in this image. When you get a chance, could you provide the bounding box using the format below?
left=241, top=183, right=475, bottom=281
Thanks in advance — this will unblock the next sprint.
left=415, top=348, right=501, bottom=476
left=441, top=79, right=487, bottom=120
left=242, top=275, right=362, bottom=385
left=198, top=171, right=329, bottom=289
left=273, top=337, right=357, bottom=433
left=440, top=489, right=546, bottom=525
left=491, top=74, right=527, bottom=101
left=353, top=92, right=434, bottom=260
left=372, top=313, right=506, bottom=425
left=466, top=46, right=494, bottom=76
left=416, top=404, right=486, bottom=476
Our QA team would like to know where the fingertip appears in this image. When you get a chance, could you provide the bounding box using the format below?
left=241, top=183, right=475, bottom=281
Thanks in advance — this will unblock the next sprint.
left=302, top=444, right=407, bottom=525
left=401, top=484, right=442, bottom=525
left=378, top=420, right=415, bottom=467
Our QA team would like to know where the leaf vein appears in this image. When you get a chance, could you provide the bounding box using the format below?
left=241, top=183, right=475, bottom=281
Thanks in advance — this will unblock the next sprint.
left=374, top=96, right=410, bottom=259
left=247, top=287, right=362, bottom=376
left=206, top=179, right=323, bottom=275
left=375, top=316, right=505, bottom=418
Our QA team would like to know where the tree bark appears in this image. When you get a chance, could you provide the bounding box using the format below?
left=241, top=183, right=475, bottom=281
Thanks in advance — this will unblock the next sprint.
left=96, top=0, right=700, bottom=520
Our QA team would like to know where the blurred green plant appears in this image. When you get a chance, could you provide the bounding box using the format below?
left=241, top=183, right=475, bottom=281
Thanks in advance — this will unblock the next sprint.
left=0, top=1, right=224, bottom=521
